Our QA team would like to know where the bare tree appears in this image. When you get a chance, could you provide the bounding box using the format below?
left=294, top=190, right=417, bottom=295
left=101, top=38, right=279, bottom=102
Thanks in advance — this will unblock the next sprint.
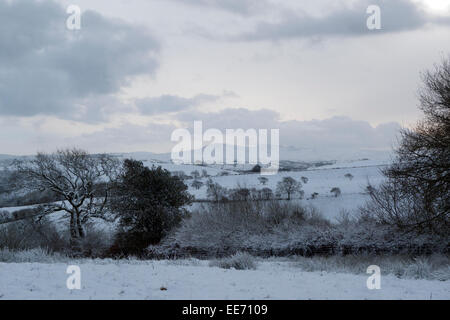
left=14, top=149, right=120, bottom=242
left=276, top=177, right=301, bottom=200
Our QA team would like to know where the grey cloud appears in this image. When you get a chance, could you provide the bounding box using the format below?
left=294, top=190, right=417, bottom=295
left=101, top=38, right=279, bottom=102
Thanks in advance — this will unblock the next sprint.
left=0, top=0, right=159, bottom=120
left=168, top=0, right=268, bottom=15
left=238, top=0, right=450, bottom=41
left=176, top=108, right=400, bottom=157
left=177, top=107, right=279, bottom=129
left=136, top=93, right=222, bottom=115
left=0, top=107, right=401, bottom=159
left=68, top=123, right=177, bottom=153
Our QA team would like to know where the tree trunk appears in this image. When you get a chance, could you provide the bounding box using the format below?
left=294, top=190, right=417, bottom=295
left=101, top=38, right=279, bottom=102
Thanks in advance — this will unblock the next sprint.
left=69, top=212, right=82, bottom=254
left=70, top=212, right=77, bottom=239
left=75, top=209, right=85, bottom=238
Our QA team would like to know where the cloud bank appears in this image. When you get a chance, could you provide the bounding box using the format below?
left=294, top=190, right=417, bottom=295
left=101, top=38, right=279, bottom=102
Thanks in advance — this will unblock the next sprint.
left=0, top=0, right=159, bottom=120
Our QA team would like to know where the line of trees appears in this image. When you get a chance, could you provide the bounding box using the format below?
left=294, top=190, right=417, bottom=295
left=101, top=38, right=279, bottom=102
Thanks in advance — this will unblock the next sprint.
left=205, top=176, right=305, bottom=202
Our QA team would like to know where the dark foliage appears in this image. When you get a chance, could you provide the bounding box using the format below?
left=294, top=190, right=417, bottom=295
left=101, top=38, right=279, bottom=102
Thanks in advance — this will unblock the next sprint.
left=109, top=159, right=192, bottom=256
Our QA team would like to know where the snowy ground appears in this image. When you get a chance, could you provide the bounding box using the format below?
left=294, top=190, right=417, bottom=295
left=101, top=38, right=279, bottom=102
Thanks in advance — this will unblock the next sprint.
left=0, top=259, right=448, bottom=300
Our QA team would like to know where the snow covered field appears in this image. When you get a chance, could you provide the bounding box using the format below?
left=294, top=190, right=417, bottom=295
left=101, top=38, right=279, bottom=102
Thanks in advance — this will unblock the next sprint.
left=183, top=159, right=387, bottom=220
left=0, top=259, right=448, bottom=300
left=0, top=156, right=388, bottom=222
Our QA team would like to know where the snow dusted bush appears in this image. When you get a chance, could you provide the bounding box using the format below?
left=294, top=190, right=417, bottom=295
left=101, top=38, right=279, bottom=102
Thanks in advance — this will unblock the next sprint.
left=153, top=199, right=448, bottom=259
left=77, top=224, right=113, bottom=258
left=289, top=254, right=450, bottom=281
left=0, top=217, right=113, bottom=258
left=0, top=248, right=67, bottom=263
left=0, top=217, right=68, bottom=252
left=209, top=252, right=257, bottom=270
left=330, top=187, right=341, bottom=197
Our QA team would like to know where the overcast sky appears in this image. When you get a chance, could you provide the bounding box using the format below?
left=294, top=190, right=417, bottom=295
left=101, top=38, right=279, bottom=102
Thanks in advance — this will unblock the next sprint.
left=0, top=0, right=449, bottom=156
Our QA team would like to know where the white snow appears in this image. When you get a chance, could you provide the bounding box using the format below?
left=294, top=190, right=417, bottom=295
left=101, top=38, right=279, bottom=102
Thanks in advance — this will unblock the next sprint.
left=0, top=260, right=448, bottom=299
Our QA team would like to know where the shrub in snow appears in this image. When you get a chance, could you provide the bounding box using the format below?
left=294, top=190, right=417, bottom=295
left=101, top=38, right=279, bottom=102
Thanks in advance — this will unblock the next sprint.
left=258, top=176, right=268, bottom=185
left=344, top=173, right=354, bottom=181
left=77, top=224, right=113, bottom=258
left=404, top=257, right=434, bottom=279
left=289, top=254, right=450, bottom=281
left=161, top=197, right=448, bottom=259
left=0, top=217, right=68, bottom=252
left=251, top=164, right=261, bottom=173
left=330, top=187, right=341, bottom=197
left=209, top=252, right=257, bottom=270
left=310, top=192, right=319, bottom=199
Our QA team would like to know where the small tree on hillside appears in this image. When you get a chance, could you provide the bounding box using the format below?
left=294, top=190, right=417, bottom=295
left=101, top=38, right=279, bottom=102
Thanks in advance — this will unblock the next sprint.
left=258, top=176, right=268, bottom=185
left=276, top=177, right=302, bottom=200
left=251, top=164, right=261, bottom=173
left=330, top=187, right=341, bottom=197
